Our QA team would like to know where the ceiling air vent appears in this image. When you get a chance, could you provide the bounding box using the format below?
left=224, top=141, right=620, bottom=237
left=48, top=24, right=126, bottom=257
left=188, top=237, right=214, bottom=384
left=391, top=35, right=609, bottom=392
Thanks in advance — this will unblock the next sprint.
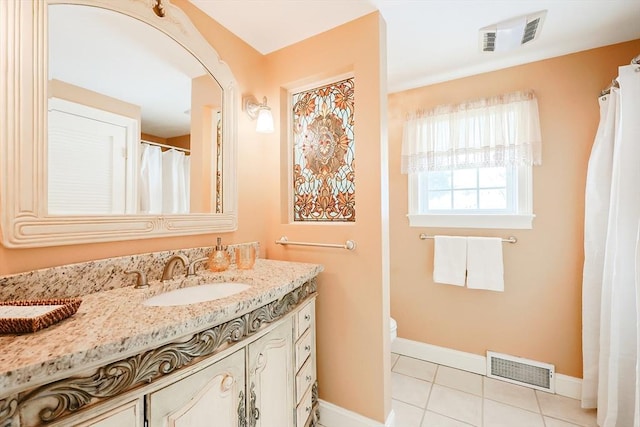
left=480, top=10, right=547, bottom=53
left=483, top=31, right=497, bottom=52
left=522, top=17, right=541, bottom=44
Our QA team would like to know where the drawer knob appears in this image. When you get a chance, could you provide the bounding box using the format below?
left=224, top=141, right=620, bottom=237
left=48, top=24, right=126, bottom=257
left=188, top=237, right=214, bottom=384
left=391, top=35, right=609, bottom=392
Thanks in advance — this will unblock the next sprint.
left=220, top=374, right=234, bottom=392
left=304, top=345, right=311, bottom=352
left=306, top=375, right=312, bottom=382
left=306, top=406, right=312, bottom=413
left=304, top=314, right=311, bottom=321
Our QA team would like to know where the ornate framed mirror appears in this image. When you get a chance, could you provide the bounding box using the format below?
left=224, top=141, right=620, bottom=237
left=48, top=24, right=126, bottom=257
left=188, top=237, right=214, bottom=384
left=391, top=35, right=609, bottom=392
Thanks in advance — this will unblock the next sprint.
left=0, top=0, right=238, bottom=248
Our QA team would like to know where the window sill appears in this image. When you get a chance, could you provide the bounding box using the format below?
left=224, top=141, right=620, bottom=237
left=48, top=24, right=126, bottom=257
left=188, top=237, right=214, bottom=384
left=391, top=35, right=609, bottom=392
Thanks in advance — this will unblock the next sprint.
left=407, top=214, right=535, bottom=229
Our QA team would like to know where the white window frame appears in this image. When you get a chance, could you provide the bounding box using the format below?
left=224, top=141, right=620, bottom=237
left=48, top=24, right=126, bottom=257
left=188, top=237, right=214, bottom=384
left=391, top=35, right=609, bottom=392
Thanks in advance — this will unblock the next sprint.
left=407, top=164, right=534, bottom=229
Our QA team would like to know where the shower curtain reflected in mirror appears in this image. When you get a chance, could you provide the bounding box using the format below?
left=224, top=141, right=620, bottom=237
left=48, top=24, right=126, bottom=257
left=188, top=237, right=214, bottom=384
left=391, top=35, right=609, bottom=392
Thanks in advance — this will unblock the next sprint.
left=139, top=142, right=190, bottom=214
left=582, top=61, right=640, bottom=427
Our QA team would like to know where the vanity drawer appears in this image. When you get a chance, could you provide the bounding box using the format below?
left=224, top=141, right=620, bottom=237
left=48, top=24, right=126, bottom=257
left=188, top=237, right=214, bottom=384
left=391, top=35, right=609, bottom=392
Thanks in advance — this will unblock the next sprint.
left=296, top=386, right=313, bottom=427
left=295, top=302, right=313, bottom=339
left=295, top=328, right=313, bottom=371
left=296, top=357, right=314, bottom=404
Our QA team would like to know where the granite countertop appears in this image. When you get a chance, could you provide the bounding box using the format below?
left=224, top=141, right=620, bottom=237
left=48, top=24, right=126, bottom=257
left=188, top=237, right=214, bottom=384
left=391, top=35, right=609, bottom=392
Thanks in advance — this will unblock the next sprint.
left=0, top=259, right=322, bottom=397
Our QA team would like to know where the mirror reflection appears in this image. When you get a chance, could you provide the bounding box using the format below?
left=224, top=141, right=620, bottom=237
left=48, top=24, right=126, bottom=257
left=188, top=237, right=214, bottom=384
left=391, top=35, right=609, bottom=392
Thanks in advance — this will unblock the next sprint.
left=48, top=4, right=223, bottom=215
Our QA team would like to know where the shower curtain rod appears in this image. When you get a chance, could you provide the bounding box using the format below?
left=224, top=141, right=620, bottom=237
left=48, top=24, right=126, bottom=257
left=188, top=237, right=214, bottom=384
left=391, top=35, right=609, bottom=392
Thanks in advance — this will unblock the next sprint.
left=141, top=139, right=191, bottom=154
left=600, top=53, right=640, bottom=97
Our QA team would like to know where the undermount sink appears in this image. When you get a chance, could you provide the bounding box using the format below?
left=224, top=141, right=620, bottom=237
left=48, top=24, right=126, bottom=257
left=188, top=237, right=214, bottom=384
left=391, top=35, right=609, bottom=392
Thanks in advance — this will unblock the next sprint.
left=143, top=283, right=251, bottom=307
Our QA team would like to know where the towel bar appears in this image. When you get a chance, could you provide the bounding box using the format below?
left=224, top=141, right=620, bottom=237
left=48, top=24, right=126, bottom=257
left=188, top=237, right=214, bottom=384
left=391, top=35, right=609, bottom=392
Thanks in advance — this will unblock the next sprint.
left=419, top=234, right=517, bottom=244
left=275, top=236, right=356, bottom=250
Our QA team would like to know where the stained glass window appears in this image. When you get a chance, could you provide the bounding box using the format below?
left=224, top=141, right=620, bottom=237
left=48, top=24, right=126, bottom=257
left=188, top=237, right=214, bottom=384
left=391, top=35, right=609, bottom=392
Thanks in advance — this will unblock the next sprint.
left=292, top=77, right=355, bottom=222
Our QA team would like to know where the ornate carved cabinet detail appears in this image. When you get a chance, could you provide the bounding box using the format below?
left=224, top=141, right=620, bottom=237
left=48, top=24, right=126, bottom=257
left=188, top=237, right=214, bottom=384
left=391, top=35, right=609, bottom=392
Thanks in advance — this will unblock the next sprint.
left=147, top=349, right=245, bottom=427
left=0, top=281, right=318, bottom=427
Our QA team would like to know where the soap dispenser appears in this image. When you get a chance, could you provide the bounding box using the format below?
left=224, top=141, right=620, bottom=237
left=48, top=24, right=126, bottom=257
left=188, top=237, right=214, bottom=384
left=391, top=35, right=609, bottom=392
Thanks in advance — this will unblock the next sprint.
left=208, top=237, right=230, bottom=272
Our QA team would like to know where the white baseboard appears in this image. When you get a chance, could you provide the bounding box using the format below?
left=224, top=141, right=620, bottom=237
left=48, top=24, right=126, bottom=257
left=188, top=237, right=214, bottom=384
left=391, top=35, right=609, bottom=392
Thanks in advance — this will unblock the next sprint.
left=319, top=400, right=395, bottom=427
left=391, top=337, right=486, bottom=375
left=554, top=374, right=582, bottom=400
left=391, top=337, right=582, bottom=400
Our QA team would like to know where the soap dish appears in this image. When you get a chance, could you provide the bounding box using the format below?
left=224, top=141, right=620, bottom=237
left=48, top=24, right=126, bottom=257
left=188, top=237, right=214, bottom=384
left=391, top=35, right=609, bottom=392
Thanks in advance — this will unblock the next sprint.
left=0, top=298, right=82, bottom=334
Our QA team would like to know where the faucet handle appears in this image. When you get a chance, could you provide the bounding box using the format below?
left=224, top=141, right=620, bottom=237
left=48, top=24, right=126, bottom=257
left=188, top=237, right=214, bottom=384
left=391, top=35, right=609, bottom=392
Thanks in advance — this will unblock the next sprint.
left=187, top=257, right=209, bottom=276
left=161, top=253, right=190, bottom=282
left=125, top=269, right=149, bottom=289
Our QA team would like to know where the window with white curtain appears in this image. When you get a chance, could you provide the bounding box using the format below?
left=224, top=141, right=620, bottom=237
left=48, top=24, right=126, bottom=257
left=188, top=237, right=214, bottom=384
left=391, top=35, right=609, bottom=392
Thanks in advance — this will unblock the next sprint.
left=402, top=90, right=542, bottom=229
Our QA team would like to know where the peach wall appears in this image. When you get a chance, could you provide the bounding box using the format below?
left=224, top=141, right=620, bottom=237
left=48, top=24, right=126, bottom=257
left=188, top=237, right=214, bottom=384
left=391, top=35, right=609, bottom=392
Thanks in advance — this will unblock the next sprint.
left=0, top=3, right=391, bottom=423
left=0, top=1, right=268, bottom=275
left=263, top=13, right=390, bottom=422
left=190, top=74, right=219, bottom=213
left=167, top=135, right=190, bottom=151
left=49, top=79, right=141, bottom=121
left=388, top=39, right=640, bottom=378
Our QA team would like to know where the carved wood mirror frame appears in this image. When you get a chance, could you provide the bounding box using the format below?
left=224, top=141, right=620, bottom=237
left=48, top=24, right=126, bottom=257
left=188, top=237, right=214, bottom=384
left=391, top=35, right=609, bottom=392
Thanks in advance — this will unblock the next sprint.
left=0, top=0, right=238, bottom=248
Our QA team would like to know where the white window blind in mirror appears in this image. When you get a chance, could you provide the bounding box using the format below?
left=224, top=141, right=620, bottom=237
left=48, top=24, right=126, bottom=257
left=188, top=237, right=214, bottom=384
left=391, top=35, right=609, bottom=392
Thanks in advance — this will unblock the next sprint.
left=48, top=98, right=136, bottom=215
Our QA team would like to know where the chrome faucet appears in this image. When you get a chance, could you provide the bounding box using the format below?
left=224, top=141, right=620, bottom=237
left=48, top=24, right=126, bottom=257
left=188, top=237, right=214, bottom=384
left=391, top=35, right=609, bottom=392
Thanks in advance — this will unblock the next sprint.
left=161, top=254, right=189, bottom=282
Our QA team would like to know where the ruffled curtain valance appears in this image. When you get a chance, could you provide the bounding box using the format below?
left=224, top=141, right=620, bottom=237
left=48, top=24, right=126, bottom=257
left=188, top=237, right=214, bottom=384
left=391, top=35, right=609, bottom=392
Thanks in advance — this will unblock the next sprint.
left=401, top=90, right=542, bottom=173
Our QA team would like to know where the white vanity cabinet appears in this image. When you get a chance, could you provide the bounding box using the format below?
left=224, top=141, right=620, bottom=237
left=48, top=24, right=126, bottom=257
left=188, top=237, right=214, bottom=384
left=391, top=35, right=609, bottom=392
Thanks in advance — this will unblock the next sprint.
left=146, top=299, right=318, bottom=427
left=248, top=318, right=294, bottom=427
left=148, top=349, right=246, bottom=427
left=294, top=300, right=317, bottom=426
left=72, top=400, right=144, bottom=427
left=144, top=305, right=316, bottom=427
left=3, top=281, right=319, bottom=427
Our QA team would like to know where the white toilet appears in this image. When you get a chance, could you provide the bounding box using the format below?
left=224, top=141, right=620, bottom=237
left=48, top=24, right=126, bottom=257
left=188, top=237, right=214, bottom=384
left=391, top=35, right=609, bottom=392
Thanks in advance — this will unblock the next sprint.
left=390, top=317, right=397, bottom=342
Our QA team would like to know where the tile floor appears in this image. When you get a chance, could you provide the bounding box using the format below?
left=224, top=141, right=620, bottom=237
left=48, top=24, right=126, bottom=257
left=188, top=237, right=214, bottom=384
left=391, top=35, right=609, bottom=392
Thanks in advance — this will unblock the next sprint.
left=389, top=353, right=597, bottom=427
left=317, top=354, right=597, bottom=427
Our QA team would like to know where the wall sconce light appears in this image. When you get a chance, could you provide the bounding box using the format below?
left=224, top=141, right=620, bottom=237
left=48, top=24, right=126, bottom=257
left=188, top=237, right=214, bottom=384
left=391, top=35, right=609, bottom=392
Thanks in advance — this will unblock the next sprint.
left=243, top=95, right=274, bottom=134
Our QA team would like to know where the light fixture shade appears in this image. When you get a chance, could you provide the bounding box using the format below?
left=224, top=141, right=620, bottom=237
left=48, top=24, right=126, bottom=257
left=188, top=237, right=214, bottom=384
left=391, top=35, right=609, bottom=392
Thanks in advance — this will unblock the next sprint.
left=255, top=108, right=274, bottom=134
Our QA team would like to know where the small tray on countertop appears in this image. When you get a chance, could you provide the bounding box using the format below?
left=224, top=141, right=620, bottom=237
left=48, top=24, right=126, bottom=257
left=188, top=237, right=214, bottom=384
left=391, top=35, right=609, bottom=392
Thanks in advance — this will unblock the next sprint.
left=0, top=298, right=82, bottom=334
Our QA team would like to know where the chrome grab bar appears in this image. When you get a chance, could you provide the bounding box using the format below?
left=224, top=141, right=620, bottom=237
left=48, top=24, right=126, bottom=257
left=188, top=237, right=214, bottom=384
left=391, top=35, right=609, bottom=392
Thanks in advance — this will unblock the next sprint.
left=275, top=236, right=356, bottom=251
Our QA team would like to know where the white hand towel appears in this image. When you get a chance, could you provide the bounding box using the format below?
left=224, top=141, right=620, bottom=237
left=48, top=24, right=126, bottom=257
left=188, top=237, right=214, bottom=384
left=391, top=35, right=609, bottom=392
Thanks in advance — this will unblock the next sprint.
left=466, top=237, right=504, bottom=291
left=433, top=236, right=467, bottom=286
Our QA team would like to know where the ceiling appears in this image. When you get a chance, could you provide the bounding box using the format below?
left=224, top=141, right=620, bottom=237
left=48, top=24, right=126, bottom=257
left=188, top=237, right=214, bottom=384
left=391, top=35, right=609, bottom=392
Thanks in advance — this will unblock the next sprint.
left=49, top=4, right=216, bottom=138
left=189, top=0, right=640, bottom=93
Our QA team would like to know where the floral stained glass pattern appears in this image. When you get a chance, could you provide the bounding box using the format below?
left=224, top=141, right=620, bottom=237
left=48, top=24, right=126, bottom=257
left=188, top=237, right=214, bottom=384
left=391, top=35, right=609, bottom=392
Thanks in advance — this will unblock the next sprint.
left=292, top=78, right=355, bottom=222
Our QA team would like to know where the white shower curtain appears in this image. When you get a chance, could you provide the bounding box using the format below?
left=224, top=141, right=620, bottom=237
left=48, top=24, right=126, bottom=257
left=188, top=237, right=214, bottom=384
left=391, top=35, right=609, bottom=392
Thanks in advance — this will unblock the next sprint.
left=139, top=143, right=163, bottom=214
left=582, top=63, right=640, bottom=427
left=162, top=148, right=189, bottom=214
left=139, top=143, right=190, bottom=214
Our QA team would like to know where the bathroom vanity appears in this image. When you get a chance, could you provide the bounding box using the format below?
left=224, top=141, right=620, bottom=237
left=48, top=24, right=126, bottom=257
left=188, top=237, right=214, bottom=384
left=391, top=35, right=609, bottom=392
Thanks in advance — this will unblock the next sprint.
left=1, top=0, right=324, bottom=424
left=0, top=258, right=322, bottom=427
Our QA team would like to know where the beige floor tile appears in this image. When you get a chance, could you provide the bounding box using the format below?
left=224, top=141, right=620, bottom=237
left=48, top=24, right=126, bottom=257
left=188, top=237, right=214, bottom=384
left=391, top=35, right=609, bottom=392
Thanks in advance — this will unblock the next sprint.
left=435, top=365, right=483, bottom=396
left=544, top=417, right=586, bottom=427
left=391, top=352, right=400, bottom=369
left=483, top=399, right=544, bottom=427
left=422, top=410, right=474, bottom=426
left=392, top=372, right=432, bottom=408
left=427, top=384, right=482, bottom=426
left=393, top=355, right=438, bottom=382
left=393, top=399, right=425, bottom=427
left=536, top=391, right=597, bottom=427
left=483, top=377, right=539, bottom=413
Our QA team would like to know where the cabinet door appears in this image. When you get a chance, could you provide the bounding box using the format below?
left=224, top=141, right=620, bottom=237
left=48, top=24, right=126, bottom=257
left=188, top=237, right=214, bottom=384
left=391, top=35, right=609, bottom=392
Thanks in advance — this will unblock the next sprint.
left=147, top=349, right=245, bottom=427
left=248, top=318, right=294, bottom=427
left=66, top=399, right=143, bottom=427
